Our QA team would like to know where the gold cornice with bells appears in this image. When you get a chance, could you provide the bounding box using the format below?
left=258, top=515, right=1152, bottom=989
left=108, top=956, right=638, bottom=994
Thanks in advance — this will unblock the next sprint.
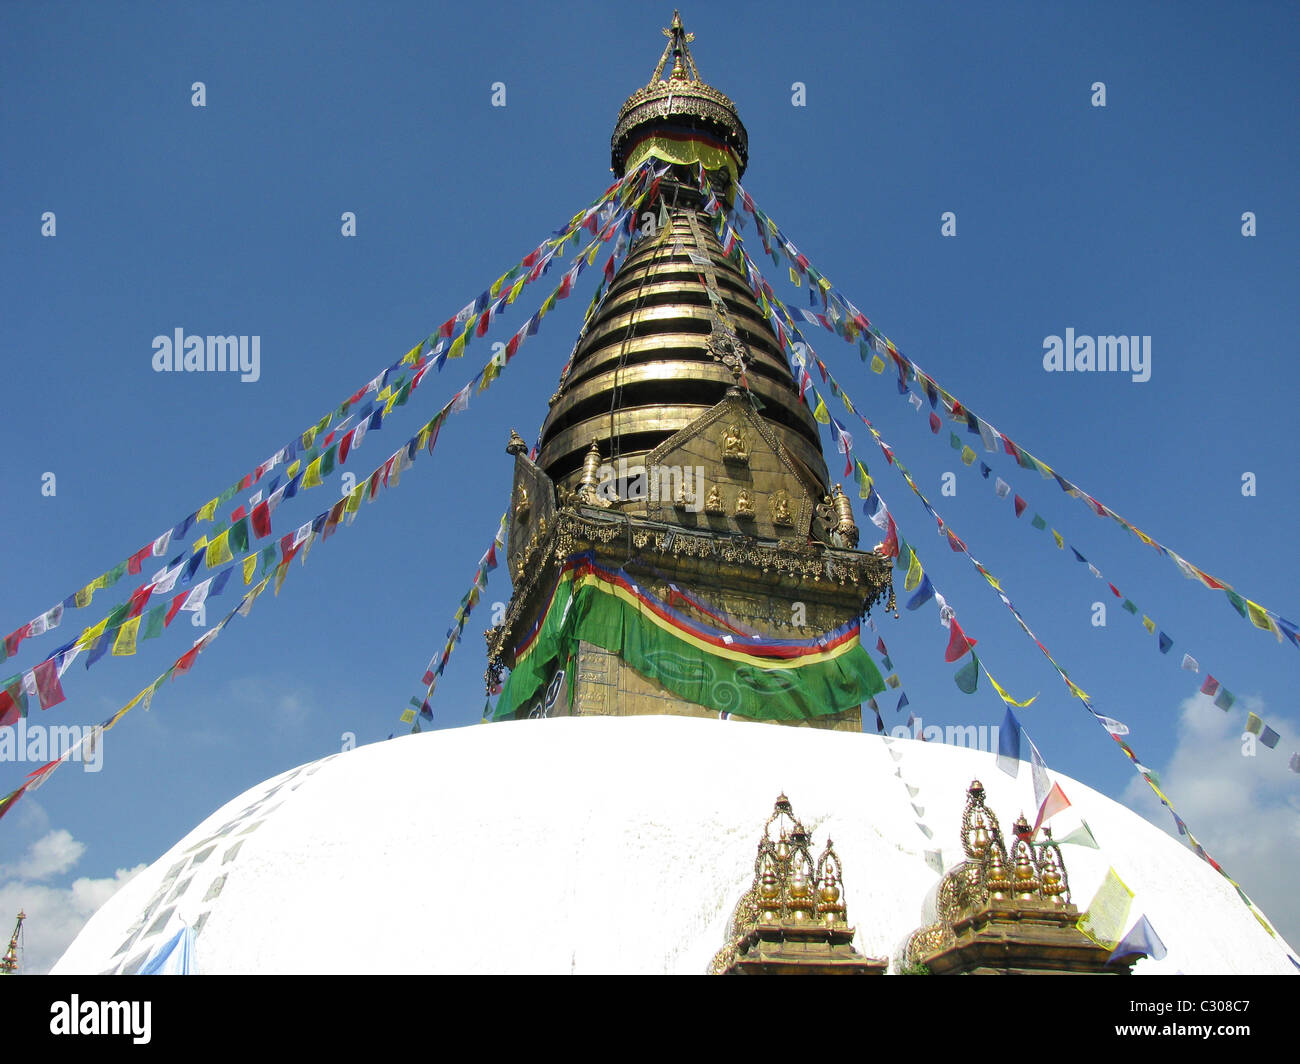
left=902, top=780, right=1136, bottom=976
left=710, top=794, right=886, bottom=975
left=486, top=500, right=894, bottom=675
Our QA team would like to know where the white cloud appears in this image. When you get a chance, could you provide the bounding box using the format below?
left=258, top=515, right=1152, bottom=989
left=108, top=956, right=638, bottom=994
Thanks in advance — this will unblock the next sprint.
left=1123, top=693, right=1300, bottom=953
left=0, top=863, right=145, bottom=975
left=0, top=815, right=146, bottom=974
left=1, top=828, right=86, bottom=880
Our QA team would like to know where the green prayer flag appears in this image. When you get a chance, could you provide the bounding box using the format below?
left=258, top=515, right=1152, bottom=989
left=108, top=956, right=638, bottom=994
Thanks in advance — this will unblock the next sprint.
left=954, top=653, right=979, bottom=694
left=141, top=604, right=166, bottom=641
left=1031, top=514, right=1047, bottom=530
left=1053, top=821, right=1099, bottom=849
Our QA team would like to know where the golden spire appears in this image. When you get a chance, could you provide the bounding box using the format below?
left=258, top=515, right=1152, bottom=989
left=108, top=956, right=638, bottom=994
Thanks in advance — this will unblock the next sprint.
left=653, top=11, right=699, bottom=83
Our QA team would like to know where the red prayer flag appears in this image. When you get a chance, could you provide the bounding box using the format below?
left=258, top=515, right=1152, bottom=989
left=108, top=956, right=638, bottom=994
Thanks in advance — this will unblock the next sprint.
left=128, top=584, right=153, bottom=619
left=229, top=505, right=247, bottom=522
left=172, top=646, right=200, bottom=679
left=128, top=545, right=152, bottom=575
left=1033, top=782, right=1071, bottom=833
left=944, top=618, right=977, bottom=662
left=1200, top=674, right=1220, bottom=696
left=929, top=412, right=941, bottom=434
left=1014, top=495, right=1027, bottom=517
left=165, top=593, right=187, bottom=627
left=251, top=501, right=272, bottom=540
left=0, top=689, right=19, bottom=728
left=32, top=659, right=65, bottom=710
left=338, top=428, right=356, bottom=466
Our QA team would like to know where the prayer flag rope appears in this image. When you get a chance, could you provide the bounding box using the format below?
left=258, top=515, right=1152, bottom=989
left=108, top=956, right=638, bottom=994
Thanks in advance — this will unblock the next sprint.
left=0, top=176, right=660, bottom=800
left=725, top=183, right=1298, bottom=654
left=0, top=165, right=658, bottom=664
left=714, top=200, right=1277, bottom=935
left=0, top=168, right=661, bottom=733
left=399, top=512, right=508, bottom=730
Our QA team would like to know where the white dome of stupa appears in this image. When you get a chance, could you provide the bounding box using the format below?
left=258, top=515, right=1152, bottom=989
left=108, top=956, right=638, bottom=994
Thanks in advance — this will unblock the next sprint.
left=52, top=715, right=1295, bottom=974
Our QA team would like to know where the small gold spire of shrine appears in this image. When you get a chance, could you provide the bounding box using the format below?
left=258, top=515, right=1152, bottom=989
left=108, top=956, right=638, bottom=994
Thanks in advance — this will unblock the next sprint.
left=711, top=795, right=886, bottom=975
left=903, top=782, right=1136, bottom=974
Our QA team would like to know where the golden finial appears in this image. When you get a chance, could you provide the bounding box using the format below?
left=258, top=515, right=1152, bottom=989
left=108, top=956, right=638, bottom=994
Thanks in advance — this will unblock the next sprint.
left=815, top=839, right=848, bottom=926
left=960, top=780, right=1005, bottom=862
left=1010, top=816, right=1040, bottom=900
left=505, top=428, right=528, bottom=456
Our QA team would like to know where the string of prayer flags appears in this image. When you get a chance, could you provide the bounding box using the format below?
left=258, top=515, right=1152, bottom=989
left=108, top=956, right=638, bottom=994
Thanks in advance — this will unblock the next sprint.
left=0, top=164, right=663, bottom=663
left=717, top=200, right=1284, bottom=931
left=1, top=178, right=657, bottom=746
left=726, top=180, right=1296, bottom=653
left=403, top=512, right=508, bottom=727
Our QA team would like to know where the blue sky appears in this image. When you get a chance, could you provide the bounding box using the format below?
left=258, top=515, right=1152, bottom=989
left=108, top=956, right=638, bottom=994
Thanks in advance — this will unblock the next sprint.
left=2, top=1, right=1297, bottom=969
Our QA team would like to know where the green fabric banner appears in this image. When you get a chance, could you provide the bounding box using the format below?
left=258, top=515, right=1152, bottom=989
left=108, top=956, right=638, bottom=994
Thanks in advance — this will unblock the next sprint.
left=497, top=567, right=884, bottom=723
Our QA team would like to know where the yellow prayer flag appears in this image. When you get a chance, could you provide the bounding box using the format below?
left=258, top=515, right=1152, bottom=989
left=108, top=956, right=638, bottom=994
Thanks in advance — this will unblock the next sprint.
left=506, top=278, right=525, bottom=305
left=1246, top=600, right=1276, bottom=633
left=286, top=459, right=301, bottom=480
left=415, top=427, right=431, bottom=452
left=402, top=341, right=422, bottom=366
left=1142, top=616, right=1156, bottom=634
left=870, top=354, right=885, bottom=374
left=788, top=266, right=801, bottom=287
left=301, top=427, right=317, bottom=450
left=811, top=394, right=830, bottom=424
left=376, top=385, right=392, bottom=403
left=449, top=334, right=466, bottom=360
left=986, top=669, right=1036, bottom=707
left=1076, top=867, right=1134, bottom=950
left=904, top=548, right=922, bottom=592
left=960, top=445, right=976, bottom=466
left=384, top=391, right=399, bottom=415
left=191, top=535, right=208, bottom=552
left=77, top=617, right=109, bottom=651
left=112, top=616, right=140, bottom=657
left=841, top=393, right=855, bottom=415
left=205, top=530, right=233, bottom=569
left=105, top=689, right=148, bottom=730
left=197, top=498, right=219, bottom=523
left=74, top=585, right=93, bottom=608
left=345, top=485, right=364, bottom=515
left=586, top=243, right=599, bottom=266
left=302, top=457, right=324, bottom=490
left=1052, top=530, right=1064, bottom=549
left=818, top=277, right=831, bottom=292
left=980, top=569, right=1002, bottom=592
left=399, top=708, right=417, bottom=724
left=242, top=554, right=258, bottom=585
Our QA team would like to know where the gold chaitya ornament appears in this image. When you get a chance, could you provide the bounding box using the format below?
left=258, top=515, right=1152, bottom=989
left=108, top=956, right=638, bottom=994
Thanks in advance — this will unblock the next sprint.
left=576, top=439, right=612, bottom=509
left=704, top=485, right=724, bottom=514
left=831, top=484, right=859, bottom=548
left=710, top=795, right=885, bottom=974
left=902, top=781, right=1138, bottom=975
left=733, top=489, right=755, bottom=519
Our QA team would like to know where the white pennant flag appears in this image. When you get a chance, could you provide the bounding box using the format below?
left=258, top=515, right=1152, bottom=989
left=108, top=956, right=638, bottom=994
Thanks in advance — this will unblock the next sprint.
left=151, top=563, right=185, bottom=595
left=180, top=579, right=212, bottom=612
left=994, top=477, right=1011, bottom=499
left=152, top=529, right=173, bottom=557
left=1180, top=653, right=1199, bottom=672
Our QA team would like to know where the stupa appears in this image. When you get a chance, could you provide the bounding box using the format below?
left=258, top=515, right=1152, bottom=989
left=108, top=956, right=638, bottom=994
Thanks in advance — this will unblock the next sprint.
left=52, top=13, right=1295, bottom=977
